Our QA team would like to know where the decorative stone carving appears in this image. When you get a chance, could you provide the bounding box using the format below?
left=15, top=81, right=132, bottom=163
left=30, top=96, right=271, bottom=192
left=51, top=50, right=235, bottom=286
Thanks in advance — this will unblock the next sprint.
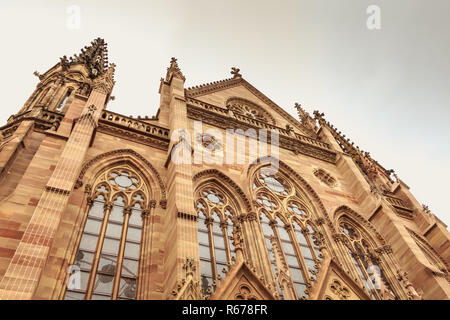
left=329, top=279, right=350, bottom=300
left=313, top=168, right=337, bottom=188
left=231, top=67, right=242, bottom=78
left=396, top=270, right=422, bottom=300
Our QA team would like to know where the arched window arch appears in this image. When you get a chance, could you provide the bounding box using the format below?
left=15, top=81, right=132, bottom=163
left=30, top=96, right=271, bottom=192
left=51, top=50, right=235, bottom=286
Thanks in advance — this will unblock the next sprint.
left=407, top=228, right=448, bottom=274
left=252, top=166, right=326, bottom=300
left=195, top=183, right=239, bottom=296
left=64, top=165, right=150, bottom=300
left=337, top=216, right=396, bottom=300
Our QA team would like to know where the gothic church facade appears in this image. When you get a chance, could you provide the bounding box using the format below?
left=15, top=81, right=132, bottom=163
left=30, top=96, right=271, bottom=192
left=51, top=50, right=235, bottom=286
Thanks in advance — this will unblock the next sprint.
left=0, top=39, right=448, bottom=300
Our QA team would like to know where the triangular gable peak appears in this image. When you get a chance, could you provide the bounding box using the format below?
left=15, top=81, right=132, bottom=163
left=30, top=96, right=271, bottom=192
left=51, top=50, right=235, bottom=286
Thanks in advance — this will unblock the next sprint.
left=210, top=260, right=276, bottom=300
left=185, top=72, right=316, bottom=137
left=308, top=257, right=371, bottom=300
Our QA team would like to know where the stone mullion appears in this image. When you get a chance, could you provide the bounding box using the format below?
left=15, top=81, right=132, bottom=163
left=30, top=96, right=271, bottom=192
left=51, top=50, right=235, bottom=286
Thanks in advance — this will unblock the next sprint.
left=287, top=225, right=312, bottom=286
left=253, top=215, right=277, bottom=290
left=236, top=214, right=253, bottom=266
left=334, top=235, right=361, bottom=284
left=111, top=206, right=132, bottom=300
left=270, top=222, right=299, bottom=298
left=85, top=201, right=113, bottom=299
left=137, top=200, right=155, bottom=300
left=240, top=214, right=260, bottom=272
left=353, top=251, right=381, bottom=299
left=145, top=201, right=163, bottom=300
left=220, top=221, right=232, bottom=266
left=302, top=228, right=319, bottom=263
left=205, top=218, right=218, bottom=285
left=369, top=247, right=407, bottom=299
left=268, top=232, right=296, bottom=300
left=136, top=208, right=148, bottom=300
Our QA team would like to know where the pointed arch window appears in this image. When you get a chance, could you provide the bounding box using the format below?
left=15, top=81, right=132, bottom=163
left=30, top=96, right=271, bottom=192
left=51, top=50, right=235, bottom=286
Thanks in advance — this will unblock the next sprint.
left=196, top=185, right=237, bottom=296
left=57, top=88, right=72, bottom=111
left=252, top=167, right=325, bottom=300
left=64, top=166, right=150, bottom=300
left=338, top=218, right=396, bottom=300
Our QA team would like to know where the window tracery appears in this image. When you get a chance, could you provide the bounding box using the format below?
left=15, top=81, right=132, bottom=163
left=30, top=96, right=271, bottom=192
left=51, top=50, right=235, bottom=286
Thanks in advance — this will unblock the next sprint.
left=196, top=184, right=238, bottom=296
left=338, top=217, right=396, bottom=300
left=64, top=165, right=150, bottom=300
left=226, top=98, right=275, bottom=124
left=252, top=167, right=325, bottom=300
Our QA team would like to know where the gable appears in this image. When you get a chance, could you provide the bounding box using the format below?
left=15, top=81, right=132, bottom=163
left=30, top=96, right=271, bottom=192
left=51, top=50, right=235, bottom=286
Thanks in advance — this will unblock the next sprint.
left=186, top=79, right=314, bottom=137
left=210, top=261, right=276, bottom=300
left=309, top=258, right=371, bottom=300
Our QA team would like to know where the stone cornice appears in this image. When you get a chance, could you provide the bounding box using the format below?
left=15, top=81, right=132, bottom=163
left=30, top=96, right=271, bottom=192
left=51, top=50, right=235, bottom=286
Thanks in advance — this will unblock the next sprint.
left=97, top=122, right=169, bottom=150
left=0, top=108, right=64, bottom=138
left=98, top=110, right=169, bottom=150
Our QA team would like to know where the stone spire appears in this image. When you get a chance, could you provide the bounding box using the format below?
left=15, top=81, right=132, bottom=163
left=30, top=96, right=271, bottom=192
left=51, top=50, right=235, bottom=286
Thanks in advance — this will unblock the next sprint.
left=165, top=57, right=186, bottom=82
left=294, top=103, right=317, bottom=132
left=60, top=38, right=109, bottom=78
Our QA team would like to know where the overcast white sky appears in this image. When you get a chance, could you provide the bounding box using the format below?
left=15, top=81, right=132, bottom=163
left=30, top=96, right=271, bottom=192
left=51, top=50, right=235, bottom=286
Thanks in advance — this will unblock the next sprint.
left=0, top=0, right=449, bottom=226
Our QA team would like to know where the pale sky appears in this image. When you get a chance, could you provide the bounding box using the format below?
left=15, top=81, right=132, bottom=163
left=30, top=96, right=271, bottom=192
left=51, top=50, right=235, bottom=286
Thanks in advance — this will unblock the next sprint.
left=0, top=0, right=449, bottom=226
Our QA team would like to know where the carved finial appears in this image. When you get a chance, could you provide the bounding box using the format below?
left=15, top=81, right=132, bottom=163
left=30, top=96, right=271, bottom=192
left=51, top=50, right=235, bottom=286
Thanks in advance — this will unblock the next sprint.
left=165, top=57, right=186, bottom=82
left=231, top=67, right=242, bottom=78
left=313, top=110, right=325, bottom=122
left=230, top=224, right=244, bottom=262
left=33, top=71, right=42, bottom=80
left=422, top=204, right=432, bottom=217
left=183, top=258, right=196, bottom=277
left=295, top=103, right=317, bottom=132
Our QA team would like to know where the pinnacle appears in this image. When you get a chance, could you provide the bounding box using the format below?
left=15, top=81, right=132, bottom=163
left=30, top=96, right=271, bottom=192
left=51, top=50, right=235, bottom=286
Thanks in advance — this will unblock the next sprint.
left=60, top=38, right=110, bottom=78
left=231, top=67, right=242, bottom=78
left=165, top=57, right=186, bottom=81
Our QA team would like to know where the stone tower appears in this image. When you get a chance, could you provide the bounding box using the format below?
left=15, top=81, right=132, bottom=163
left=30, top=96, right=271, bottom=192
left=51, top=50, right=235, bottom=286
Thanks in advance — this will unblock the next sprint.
left=0, top=39, right=448, bottom=300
